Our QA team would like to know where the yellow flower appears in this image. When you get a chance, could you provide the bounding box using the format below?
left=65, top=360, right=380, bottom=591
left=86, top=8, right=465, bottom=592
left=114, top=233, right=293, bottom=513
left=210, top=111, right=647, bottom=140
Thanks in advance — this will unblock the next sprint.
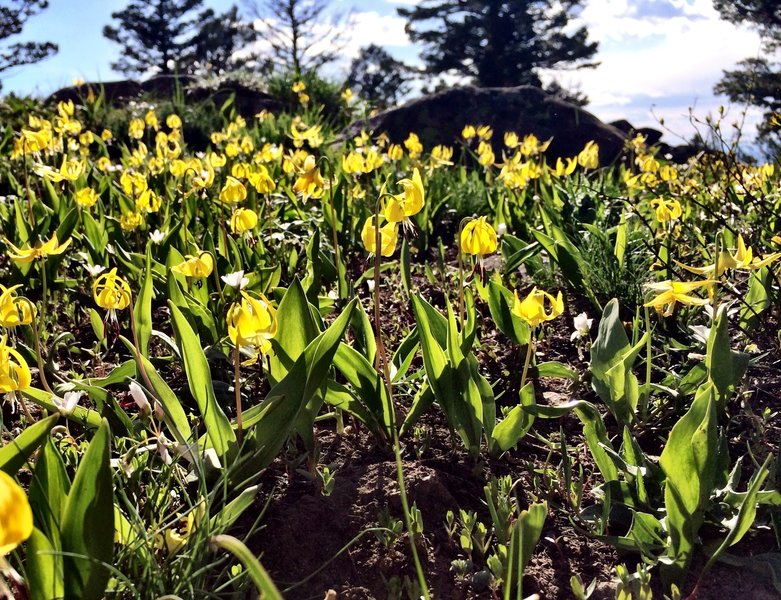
left=298, top=92, right=310, bottom=105
left=512, top=287, right=564, bottom=328
left=93, top=268, right=131, bottom=311
left=172, top=252, right=214, bottom=278
left=145, top=109, right=159, bottom=131
left=551, top=157, right=577, bottom=178
left=120, top=171, right=148, bottom=197
left=248, top=165, right=276, bottom=193
left=74, top=187, right=99, bottom=208
left=219, top=176, right=247, bottom=204
left=292, top=154, right=326, bottom=199
left=341, top=87, right=353, bottom=102
left=6, top=233, right=72, bottom=264
left=577, top=141, right=599, bottom=169
left=230, top=208, right=258, bottom=234
left=504, top=131, right=519, bottom=148
left=460, top=217, right=498, bottom=256
left=361, top=217, right=398, bottom=257
left=227, top=292, right=277, bottom=355
left=404, top=132, right=423, bottom=159
left=476, top=125, right=493, bottom=140
left=384, top=168, right=425, bottom=224
left=0, top=470, right=33, bottom=556
left=675, top=235, right=780, bottom=278
left=166, top=114, right=182, bottom=129
left=292, top=81, right=306, bottom=93
left=643, top=280, right=714, bottom=316
left=120, top=211, right=143, bottom=231
left=387, top=144, right=404, bottom=161
left=128, top=118, right=145, bottom=140
left=650, top=197, right=682, bottom=222
left=0, top=285, right=35, bottom=327
left=0, top=335, right=32, bottom=393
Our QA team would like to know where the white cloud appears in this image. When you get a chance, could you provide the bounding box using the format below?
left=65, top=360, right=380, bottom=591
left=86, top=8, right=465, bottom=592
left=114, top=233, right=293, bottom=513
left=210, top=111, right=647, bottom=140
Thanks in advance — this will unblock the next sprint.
left=545, top=0, right=768, bottom=145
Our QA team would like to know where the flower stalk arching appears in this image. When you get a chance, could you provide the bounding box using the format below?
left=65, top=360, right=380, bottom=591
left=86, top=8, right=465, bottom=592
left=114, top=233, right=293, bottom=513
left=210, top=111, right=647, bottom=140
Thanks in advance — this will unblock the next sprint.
left=318, top=156, right=343, bottom=298
left=370, top=192, right=430, bottom=599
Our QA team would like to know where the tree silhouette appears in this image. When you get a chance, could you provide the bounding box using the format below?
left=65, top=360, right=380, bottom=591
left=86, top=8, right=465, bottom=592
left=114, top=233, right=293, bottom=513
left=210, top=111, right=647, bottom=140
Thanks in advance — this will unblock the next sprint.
left=0, top=0, right=57, bottom=91
left=346, top=45, right=415, bottom=108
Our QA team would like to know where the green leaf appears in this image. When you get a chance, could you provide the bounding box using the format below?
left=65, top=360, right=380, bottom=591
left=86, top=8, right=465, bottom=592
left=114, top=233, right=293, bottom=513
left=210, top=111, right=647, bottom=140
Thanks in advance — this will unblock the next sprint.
left=487, top=276, right=530, bottom=346
left=504, top=501, right=547, bottom=600
left=333, top=343, right=392, bottom=437
left=22, top=388, right=102, bottom=429
left=491, top=383, right=535, bottom=455
left=210, top=485, right=260, bottom=530
left=169, top=301, right=237, bottom=462
left=0, top=414, right=58, bottom=475
left=536, top=361, right=579, bottom=380
left=210, top=535, right=283, bottom=600
left=61, top=419, right=113, bottom=600
left=269, top=278, right=319, bottom=384
left=706, top=304, right=749, bottom=403
left=133, top=246, right=155, bottom=357
left=26, top=527, right=64, bottom=600
left=29, top=437, right=70, bottom=552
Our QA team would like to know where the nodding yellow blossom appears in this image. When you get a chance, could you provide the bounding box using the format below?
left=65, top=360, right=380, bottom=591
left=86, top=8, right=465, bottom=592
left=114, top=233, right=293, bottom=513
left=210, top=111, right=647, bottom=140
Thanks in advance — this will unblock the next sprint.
left=361, top=217, right=398, bottom=257
left=128, top=118, right=145, bottom=140
left=0, top=334, right=32, bottom=394
left=341, top=87, right=353, bottom=102
left=404, top=132, right=423, bottom=159
left=551, top=157, right=577, bottom=178
left=230, top=208, right=258, bottom=234
left=93, top=268, right=131, bottom=311
left=643, top=280, right=714, bottom=317
left=476, top=125, right=493, bottom=141
left=676, top=235, right=781, bottom=277
left=219, top=176, right=247, bottom=204
left=74, top=187, right=99, bottom=208
left=145, top=109, right=159, bottom=131
left=0, top=470, right=33, bottom=556
left=460, top=217, right=498, bottom=256
left=292, top=154, right=326, bottom=199
left=387, top=144, right=404, bottom=161
left=519, top=134, right=550, bottom=157
left=248, top=165, right=276, bottom=193
left=292, top=81, right=306, bottom=93
left=227, top=292, right=277, bottom=356
left=120, top=171, right=148, bottom=197
left=659, top=164, right=678, bottom=181
left=504, top=132, right=519, bottom=148
left=166, top=114, right=182, bottom=129
left=136, top=189, right=161, bottom=213
left=172, top=252, right=214, bottom=278
left=462, top=125, right=476, bottom=140
left=0, top=285, right=35, bottom=328
left=430, top=145, right=454, bottom=168
left=6, top=233, right=71, bottom=264
left=384, top=168, right=425, bottom=224
left=512, top=287, right=564, bottom=328
left=120, top=211, right=143, bottom=231
left=650, top=197, right=682, bottom=222
left=577, top=141, right=599, bottom=170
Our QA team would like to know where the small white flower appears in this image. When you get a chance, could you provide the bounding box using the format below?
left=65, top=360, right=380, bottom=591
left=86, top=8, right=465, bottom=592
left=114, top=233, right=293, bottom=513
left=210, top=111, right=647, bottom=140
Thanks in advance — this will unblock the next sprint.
left=53, top=391, right=81, bottom=415
left=689, top=324, right=711, bottom=345
left=496, top=222, right=507, bottom=236
left=150, top=229, right=166, bottom=244
left=128, top=380, right=151, bottom=416
left=84, top=263, right=106, bottom=277
left=366, top=279, right=376, bottom=292
left=221, top=270, right=249, bottom=290
left=570, top=312, right=593, bottom=341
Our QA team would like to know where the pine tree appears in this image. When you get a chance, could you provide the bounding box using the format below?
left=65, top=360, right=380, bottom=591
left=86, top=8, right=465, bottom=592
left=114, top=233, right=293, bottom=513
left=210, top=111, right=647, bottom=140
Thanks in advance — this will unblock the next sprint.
left=0, top=0, right=57, bottom=91
left=104, top=0, right=253, bottom=77
left=346, top=45, right=415, bottom=108
left=712, top=0, right=781, bottom=153
left=398, top=0, right=598, bottom=90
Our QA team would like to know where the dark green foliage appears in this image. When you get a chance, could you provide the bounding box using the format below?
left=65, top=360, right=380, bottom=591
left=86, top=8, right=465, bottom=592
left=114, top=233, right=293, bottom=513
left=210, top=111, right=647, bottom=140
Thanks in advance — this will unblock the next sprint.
left=346, top=44, right=416, bottom=108
left=712, top=0, right=781, bottom=155
left=103, top=0, right=252, bottom=77
left=0, top=0, right=57, bottom=90
left=398, top=0, right=598, bottom=89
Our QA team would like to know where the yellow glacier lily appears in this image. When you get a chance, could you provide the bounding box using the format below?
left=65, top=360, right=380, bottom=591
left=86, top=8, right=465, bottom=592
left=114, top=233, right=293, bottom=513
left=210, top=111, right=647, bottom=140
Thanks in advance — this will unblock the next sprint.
left=172, top=252, right=214, bottom=278
left=92, top=268, right=131, bottom=311
left=227, top=292, right=277, bottom=356
left=643, top=280, right=715, bottom=316
left=0, top=470, right=33, bottom=556
left=0, top=335, right=32, bottom=393
left=0, top=285, right=35, bottom=327
left=384, top=168, right=425, bottom=224
left=361, top=217, right=398, bottom=257
left=460, top=216, right=498, bottom=256
left=6, top=233, right=72, bottom=264
left=512, top=287, right=564, bottom=328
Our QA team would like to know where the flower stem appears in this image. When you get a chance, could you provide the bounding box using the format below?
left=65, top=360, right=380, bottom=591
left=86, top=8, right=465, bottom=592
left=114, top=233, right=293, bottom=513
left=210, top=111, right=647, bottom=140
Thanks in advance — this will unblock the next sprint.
left=519, top=334, right=535, bottom=392
left=234, top=343, right=244, bottom=445
left=29, top=318, right=54, bottom=395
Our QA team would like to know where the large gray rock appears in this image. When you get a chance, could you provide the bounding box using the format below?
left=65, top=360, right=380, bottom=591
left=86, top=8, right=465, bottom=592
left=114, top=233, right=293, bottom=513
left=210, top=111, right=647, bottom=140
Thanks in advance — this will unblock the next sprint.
left=344, top=85, right=630, bottom=163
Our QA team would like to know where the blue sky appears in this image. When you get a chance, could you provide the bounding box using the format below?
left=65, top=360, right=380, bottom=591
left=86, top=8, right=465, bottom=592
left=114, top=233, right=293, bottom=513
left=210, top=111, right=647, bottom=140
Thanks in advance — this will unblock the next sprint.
left=2, top=0, right=768, bottom=147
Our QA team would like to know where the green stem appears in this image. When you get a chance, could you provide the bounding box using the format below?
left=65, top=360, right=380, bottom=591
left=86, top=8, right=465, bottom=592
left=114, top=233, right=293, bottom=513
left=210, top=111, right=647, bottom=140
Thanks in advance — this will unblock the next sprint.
left=40, top=259, right=48, bottom=336
left=234, top=343, right=243, bottom=445
left=519, top=335, right=535, bottom=393
left=29, top=318, right=54, bottom=395
left=641, top=306, right=652, bottom=422
left=371, top=202, right=430, bottom=599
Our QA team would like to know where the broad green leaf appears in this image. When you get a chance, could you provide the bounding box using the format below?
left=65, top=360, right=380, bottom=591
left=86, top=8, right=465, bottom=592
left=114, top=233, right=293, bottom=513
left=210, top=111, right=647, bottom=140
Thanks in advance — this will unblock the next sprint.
left=23, top=388, right=102, bottom=429
left=61, top=419, right=113, bottom=600
left=210, top=535, right=283, bottom=600
left=491, top=383, right=535, bottom=455
left=29, top=437, right=70, bottom=551
left=133, top=246, right=155, bottom=357
left=0, top=414, right=58, bottom=475
left=269, top=278, right=319, bottom=384
left=210, top=485, right=260, bottom=530
left=26, top=527, right=64, bottom=600
left=333, top=343, right=392, bottom=437
left=706, top=304, right=749, bottom=403
left=169, top=301, right=236, bottom=462
left=487, top=276, right=530, bottom=346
